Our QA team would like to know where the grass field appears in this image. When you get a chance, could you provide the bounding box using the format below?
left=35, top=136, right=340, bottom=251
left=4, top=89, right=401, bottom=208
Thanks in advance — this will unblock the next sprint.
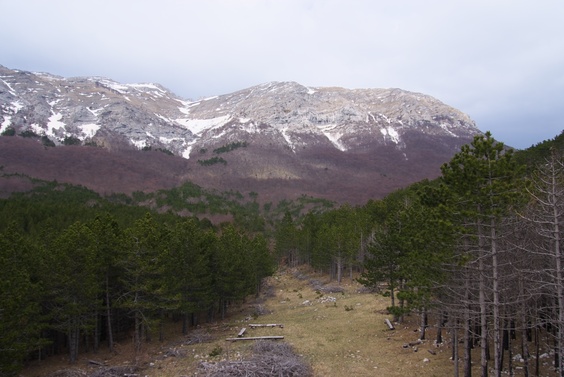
left=22, top=267, right=559, bottom=377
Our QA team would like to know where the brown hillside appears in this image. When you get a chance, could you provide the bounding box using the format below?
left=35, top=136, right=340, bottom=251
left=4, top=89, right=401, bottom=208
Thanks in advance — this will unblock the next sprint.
left=0, top=133, right=452, bottom=204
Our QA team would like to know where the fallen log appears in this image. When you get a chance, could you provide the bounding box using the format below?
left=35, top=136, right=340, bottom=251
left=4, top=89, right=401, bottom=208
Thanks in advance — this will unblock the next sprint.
left=384, top=319, right=395, bottom=330
left=249, top=323, right=284, bottom=328
left=226, top=336, right=284, bottom=341
left=238, top=328, right=247, bottom=337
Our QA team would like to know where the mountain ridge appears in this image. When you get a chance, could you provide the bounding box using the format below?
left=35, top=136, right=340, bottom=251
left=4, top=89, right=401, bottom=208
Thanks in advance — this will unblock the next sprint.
left=0, top=65, right=482, bottom=204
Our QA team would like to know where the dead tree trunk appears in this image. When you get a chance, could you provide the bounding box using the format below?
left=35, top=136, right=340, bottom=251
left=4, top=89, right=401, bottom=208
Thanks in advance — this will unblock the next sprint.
left=420, top=307, right=428, bottom=340
left=520, top=301, right=530, bottom=377
left=492, top=219, right=502, bottom=377
left=452, top=317, right=460, bottom=377
left=479, top=227, right=489, bottom=377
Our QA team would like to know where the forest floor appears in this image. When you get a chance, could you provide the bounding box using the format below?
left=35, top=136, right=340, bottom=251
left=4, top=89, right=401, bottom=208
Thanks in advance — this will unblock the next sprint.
left=21, top=266, right=559, bottom=377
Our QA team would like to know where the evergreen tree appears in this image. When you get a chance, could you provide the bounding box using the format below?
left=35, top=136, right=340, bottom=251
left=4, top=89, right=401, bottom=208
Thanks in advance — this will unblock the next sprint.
left=213, top=225, right=253, bottom=319
left=44, top=222, right=100, bottom=363
left=87, top=213, right=124, bottom=353
left=440, top=132, right=524, bottom=377
left=359, top=189, right=413, bottom=321
left=398, top=181, right=456, bottom=340
left=119, top=213, right=168, bottom=356
left=164, top=218, right=216, bottom=333
left=275, top=212, right=300, bottom=266
left=0, top=226, right=45, bottom=376
left=299, top=212, right=320, bottom=269
left=248, top=233, right=276, bottom=296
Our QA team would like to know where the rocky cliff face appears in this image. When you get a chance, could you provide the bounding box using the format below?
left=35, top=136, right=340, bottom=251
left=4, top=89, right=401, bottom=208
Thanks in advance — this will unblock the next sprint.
left=185, top=81, right=477, bottom=153
left=0, top=65, right=481, bottom=203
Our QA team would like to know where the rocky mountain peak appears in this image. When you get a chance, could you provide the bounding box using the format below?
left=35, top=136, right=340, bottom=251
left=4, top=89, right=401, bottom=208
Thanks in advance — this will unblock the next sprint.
left=180, top=80, right=477, bottom=154
left=1, top=66, right=478, bottom=157
left=0, top=66, right=482, bottom=203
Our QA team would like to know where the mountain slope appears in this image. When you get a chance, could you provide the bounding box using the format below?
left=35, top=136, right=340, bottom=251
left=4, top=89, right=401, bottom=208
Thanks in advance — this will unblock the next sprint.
left=0, top=65, right=482, bottom=203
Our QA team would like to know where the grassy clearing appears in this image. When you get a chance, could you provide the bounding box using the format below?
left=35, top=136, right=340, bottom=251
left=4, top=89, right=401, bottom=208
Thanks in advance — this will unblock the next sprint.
left=23, top=267, right=558, bottom=377
left=140, top=267, right=455, bottom=376
left=247, top=268, right=454, bottom=377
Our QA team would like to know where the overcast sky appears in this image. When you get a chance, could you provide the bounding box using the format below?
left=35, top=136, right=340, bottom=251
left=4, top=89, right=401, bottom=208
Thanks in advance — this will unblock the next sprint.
left=2, top=0, right=563, bottom=149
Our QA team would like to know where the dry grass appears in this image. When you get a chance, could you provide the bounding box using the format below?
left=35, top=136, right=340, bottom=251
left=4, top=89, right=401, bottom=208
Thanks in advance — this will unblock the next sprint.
left=138, top=267, right=455, bottom=377
left=21, top=267, right=560, bottom=377
left=243, top=269, right=454, bottom=377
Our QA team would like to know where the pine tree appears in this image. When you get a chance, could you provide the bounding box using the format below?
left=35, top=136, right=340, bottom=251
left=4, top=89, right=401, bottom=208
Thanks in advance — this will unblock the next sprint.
left=399, top=181, right=456, bottom=340
left=359, top=190, right=413, bottom=321
left=248, top=233, right=276, bottom=296
left=275, top=212, right=300, bottom=266
left=0, top=226, right=45, bottom=376
left=44, top=221, right=100, bottom=363
left=87, top=213, right=124, bottom=352
left=441, top=132, right=524, bottom=377
left=164, top=218, right=215, bottom=333
left=119, top=213, right=167, bottom=357
left=213, top=225, right=252, bottom=319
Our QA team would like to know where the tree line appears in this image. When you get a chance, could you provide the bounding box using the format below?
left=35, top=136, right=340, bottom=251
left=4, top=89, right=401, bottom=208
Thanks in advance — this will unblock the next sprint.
left=275, top=131, right=564, bottom=377
left=0, top=211, right=275, bottom=376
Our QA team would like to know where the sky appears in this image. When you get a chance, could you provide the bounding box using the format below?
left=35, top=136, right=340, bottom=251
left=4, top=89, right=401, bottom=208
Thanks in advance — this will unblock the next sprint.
left=1, top=0, right=563, bottom=150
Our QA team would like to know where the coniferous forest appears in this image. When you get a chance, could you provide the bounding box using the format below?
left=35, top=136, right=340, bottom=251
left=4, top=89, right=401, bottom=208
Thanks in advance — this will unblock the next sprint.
left=2, top=131, right=564, bottom=376
left=0, top=183, right=277, bottom=375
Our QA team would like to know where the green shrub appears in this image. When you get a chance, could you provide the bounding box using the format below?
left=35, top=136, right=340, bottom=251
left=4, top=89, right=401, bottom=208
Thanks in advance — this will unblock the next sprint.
left=1, top=127, right=15, bottom=136
left=213, top=141, right=248, bottom=154
left=41, top=136, right=56, bottom=147
left=198, top=157, right=227, bottom=166
left=20, top=129, right=39, bottom=138
left=209, top=345, right=223, bottom=357
left=63, top=136, right=81, bottom=145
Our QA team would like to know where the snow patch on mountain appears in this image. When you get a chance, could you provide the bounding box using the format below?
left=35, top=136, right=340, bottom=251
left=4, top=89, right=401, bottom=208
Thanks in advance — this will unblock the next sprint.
left=239, top=121, right=259, bottom=134
left=178, top=100, right=201, bottom=116
left=440, top=123, right=458, bottom=137
left=280, top=127, right=295, bottom=151
left=130, top=138, right=147, bottom=149
left=87, top=107, right=105, bottom=117
left=48, top=112, right=66, bottom=136
left=381, top=126, right=400, bottom=144
left=1, top=116, right=10, bottom=131
left=0, top=78, right=17, bottom=95
left=379, top=113, right=392, bottom=124
left=129, top=83, right=167, bottom=94
left=155, top=114, right=171, bottom=123
left=177, top=115, right=231, bottom=135
left=182, top=145, right=193, bottom=159
left=97, top=79, right=130, bottom=93
left=79, top=124, right=100, bottom=139
left=1, top=99, right=24, bottom=132
left=30, top=123, right=43, bottom=136
left=11, top=101, right=24, bottom=113
left=159, top=136, right=183, bottom=144
left=317, top=124, right=347, bottom=151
